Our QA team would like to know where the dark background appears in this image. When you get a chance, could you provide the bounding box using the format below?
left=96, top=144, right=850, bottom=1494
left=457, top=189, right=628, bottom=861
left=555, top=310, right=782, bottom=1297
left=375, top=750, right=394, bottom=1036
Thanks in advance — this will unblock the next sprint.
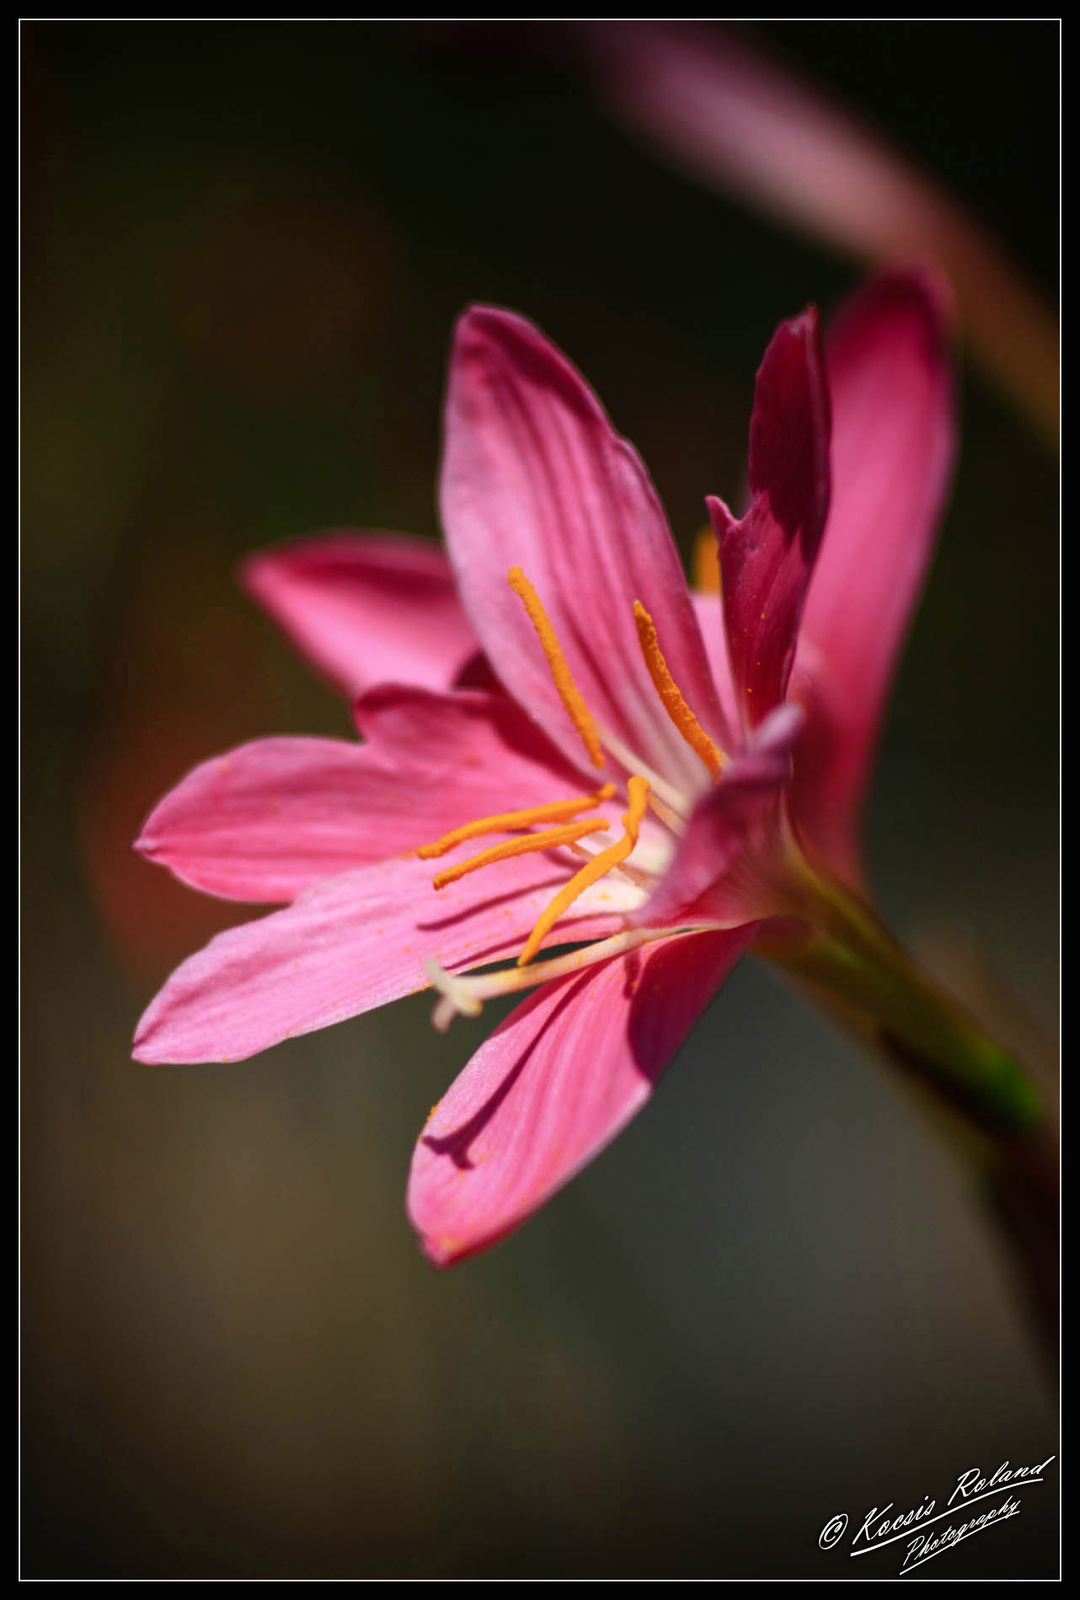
left=22, top=21, right=1058, bottom=1579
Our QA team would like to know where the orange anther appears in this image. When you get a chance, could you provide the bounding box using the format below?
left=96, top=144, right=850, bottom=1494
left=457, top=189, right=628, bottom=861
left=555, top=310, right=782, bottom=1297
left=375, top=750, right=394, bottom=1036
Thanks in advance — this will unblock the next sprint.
left=632, top=601, right=724, bottom=778
left=517, top=776, right=650, bottom=965
left=432, top=819, right=611, bottom=890
left=508, top=568, right=605, bottom=769
left=692, top=525, right=721, bottom=595
left=417, top=785, right=615, bottom=860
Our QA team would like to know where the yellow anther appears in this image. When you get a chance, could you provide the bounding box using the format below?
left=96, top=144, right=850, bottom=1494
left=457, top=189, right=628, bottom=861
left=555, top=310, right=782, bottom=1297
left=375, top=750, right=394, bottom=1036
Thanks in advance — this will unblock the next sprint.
left=417, top=785, right=616, bottom=860
left=632, top=601, right=724, bottom=779
left=692, top=525, right=721, bottom=594
left=517, top=776, right=650, bottom=966
left=508, top=567, right=605, bottom=769
left=432, top=819, right=611, bottom=890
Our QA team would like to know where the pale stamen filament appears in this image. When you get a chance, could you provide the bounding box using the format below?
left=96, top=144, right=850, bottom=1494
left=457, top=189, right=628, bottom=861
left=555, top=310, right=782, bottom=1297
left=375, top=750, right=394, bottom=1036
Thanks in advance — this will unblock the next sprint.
left=642, top=791, right=687, bottom=836
left=590, top=719, right=690, bottom=818
left=566, top=838, right=653, bottom=889
left=424, top=925, right=682, bottom=1032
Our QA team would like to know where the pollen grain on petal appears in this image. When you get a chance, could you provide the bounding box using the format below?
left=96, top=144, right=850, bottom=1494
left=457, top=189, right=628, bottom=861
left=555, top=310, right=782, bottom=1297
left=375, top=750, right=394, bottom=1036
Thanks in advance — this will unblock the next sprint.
left=633, top=600, right=725, bottom=779
left=508, top=566, right=605, bottom=769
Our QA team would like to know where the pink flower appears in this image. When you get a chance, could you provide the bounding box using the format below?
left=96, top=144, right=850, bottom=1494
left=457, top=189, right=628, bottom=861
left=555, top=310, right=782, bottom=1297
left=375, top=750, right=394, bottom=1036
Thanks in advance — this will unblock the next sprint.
left=133, top=267, right=954, bottom=1265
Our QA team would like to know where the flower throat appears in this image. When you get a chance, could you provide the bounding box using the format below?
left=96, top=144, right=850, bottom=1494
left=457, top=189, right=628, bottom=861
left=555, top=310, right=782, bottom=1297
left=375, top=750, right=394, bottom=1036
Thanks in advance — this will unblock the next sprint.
left=416, top=570, right=725, bottom=993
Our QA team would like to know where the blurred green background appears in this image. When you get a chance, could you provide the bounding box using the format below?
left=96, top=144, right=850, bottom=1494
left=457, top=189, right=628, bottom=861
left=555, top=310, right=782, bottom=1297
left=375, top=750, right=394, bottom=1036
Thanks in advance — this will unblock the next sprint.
left=22, top=21, right=1058, bottom=1579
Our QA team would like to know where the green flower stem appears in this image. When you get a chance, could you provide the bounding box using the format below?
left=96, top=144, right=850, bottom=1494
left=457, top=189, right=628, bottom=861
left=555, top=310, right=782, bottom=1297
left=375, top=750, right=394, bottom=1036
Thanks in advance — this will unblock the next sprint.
left=755, top=863, right=1044, bottom=1136
left=752, top=860, right=1058, bottom=1372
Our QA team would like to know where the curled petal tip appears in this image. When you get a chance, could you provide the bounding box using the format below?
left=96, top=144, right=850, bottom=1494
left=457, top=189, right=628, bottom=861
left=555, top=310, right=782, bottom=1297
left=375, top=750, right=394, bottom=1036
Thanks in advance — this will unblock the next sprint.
left=453, top=303, right=533, bottom=352
left=789, top=303, right=821, bottom=341
left=417, top=1234, right=457, bottom=1270
left=714, top=302, right=830, bottom=725
left=893, top=259, right=957, bottom=324
left=842, top=261, right=957, bottom=348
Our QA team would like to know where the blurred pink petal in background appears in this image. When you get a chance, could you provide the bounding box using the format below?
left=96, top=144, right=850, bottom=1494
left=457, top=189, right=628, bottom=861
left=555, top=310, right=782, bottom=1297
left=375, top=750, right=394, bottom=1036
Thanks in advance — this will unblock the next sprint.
left=242, top=533, right=477, bottom=699
left=581, top=22, right=1058, bottom=442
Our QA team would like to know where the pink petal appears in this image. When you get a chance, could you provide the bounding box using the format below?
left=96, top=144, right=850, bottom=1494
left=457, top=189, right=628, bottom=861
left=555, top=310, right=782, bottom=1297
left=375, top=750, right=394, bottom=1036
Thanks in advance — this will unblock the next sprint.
left=690, top=587, right=738, bottom=733
left=133, top=852, right=637, bottom=1064
left=709, top=307, right=830, bottom=729
left=240, top=531, right=477, bottom=698
left=791, top=267, right=956, bottom=888
left=631, top=702, right=802, bottom=929
left=441, top=305, right=731, bottom=791
left=407, top=927, right=749, bottom=1266
left=135, top=686, right=595, bottom=903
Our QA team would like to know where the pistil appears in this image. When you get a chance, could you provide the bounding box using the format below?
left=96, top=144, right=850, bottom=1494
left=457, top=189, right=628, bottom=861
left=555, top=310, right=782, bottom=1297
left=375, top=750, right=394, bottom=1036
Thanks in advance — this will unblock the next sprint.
left=424, top=924, right=679, bottom=1032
